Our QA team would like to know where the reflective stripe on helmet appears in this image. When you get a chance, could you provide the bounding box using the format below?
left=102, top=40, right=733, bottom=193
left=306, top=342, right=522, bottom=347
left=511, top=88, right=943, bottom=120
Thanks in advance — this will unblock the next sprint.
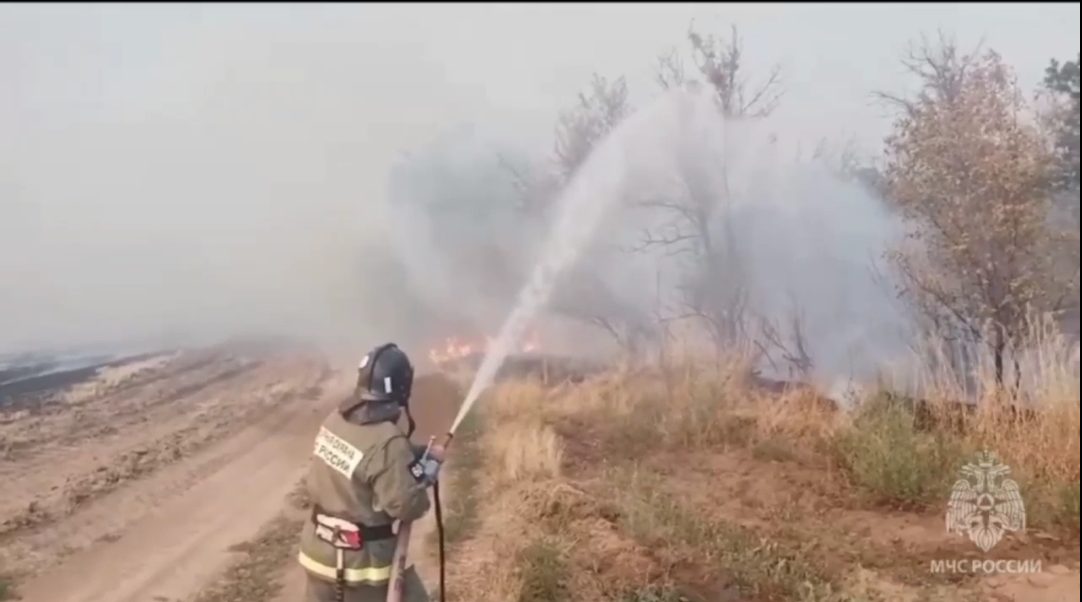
left=298, top=550, right=392, bottom=584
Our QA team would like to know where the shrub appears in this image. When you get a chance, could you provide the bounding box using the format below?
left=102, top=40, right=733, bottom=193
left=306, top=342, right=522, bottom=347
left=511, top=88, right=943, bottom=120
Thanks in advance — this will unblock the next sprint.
left=833, top=396, right=965, bottom=508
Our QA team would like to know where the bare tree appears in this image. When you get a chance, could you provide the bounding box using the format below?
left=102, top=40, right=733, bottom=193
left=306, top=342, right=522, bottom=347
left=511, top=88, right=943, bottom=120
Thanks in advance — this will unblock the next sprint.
left=495, top=152, right=560, bottom=219
left=655, top=47, right=687, bottom=91
left=503, top=72, right=662, bottom=357
left=630, top=24, right=785, bottom=355
left=505, top=73, right=630, bottom=213
left=882, top=36, right=1077, bottom=385
left=553, top=74, right=630, bottom=182
left=655, top=23, right=783, bottom=117
left=547, top=266, right=660, bottom=362
left=756, top=305, right=814, bottom=381
left=628, top=141, right=753, bottom=352
left=687, top=23, right=783, bottom=118
left=875, top=31, right=984, bottom=116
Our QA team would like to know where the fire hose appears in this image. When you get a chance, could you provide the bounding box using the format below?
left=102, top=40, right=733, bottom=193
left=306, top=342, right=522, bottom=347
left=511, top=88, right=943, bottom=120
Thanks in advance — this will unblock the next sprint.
left=387, top=432, right=454, bottom=602
left=434, top=477, right=446, bottom=602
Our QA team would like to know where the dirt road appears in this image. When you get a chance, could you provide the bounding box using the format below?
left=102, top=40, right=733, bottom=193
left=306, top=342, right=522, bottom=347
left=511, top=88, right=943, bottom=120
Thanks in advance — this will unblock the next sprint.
left=1, top=346, right=336, bottom=602
left=14, top=390, right=331, bottom=602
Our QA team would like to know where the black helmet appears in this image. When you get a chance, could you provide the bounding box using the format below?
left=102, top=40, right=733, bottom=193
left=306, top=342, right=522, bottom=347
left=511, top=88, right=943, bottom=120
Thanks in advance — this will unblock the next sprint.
left=356, top=343, right=414, bottom=405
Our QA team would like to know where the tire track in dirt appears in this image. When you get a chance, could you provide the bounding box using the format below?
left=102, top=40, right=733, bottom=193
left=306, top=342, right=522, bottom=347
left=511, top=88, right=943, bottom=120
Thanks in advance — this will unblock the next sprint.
left=0, top=354, right=329, bottom=582
left=12, top=371, right=345, bottom=602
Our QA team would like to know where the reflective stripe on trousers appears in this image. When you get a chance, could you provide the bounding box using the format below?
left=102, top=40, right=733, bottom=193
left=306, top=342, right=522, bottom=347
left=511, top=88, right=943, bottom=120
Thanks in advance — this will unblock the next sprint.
left=298, top=550, right=392, bottom=585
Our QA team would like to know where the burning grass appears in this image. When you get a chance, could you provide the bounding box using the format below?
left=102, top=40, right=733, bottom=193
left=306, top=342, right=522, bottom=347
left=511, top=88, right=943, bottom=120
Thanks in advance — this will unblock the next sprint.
left=427, top=329, right=542, bottom=369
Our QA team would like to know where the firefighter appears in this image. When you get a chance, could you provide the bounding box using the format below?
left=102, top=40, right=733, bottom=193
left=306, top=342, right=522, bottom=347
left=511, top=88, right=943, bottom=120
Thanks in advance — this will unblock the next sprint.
left=298, top=343, right=443, bottom=602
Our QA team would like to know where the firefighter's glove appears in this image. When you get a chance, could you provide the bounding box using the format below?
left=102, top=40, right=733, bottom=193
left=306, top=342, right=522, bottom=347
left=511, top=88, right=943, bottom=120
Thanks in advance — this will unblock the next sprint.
left=409, top=456, right=443, bottom=487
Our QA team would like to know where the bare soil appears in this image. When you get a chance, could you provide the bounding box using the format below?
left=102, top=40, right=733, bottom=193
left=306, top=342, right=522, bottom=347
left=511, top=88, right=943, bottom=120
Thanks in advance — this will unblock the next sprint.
left=1, top=345, right=336, bottom=601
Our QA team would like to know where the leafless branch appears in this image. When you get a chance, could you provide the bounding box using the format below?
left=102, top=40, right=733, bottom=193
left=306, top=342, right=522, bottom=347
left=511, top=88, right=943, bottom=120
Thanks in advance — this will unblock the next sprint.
left=656, top=48, right=687, bottom=90
left=687, top=22, right=783, bottom=119
left=740, top=64, right=784, bottom=118
left=757, top=311, right=811, bottom=381
left=626, top=228, right=700, bottom=256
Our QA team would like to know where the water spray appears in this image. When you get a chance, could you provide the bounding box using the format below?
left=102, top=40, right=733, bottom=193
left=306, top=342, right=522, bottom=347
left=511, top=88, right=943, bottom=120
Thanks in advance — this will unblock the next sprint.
left=391, top=87, right=717, bottom=602
left=441, top=87, right=713, bottom=441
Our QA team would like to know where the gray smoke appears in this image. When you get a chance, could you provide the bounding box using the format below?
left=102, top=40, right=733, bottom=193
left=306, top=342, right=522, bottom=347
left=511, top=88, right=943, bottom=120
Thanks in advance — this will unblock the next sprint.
left=386, top=87, right=916, bottom=390
left=2, top=4, right=1072, bottom=375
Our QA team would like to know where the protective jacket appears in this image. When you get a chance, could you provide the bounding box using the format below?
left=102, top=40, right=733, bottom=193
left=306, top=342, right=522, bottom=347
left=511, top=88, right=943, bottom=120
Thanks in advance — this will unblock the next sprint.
left=297, top=403, right=431, bottom=586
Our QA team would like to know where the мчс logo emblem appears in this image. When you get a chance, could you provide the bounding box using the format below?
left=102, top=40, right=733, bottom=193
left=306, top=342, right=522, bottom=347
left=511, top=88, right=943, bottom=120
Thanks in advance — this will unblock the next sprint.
left=946, top=451, right=1026, bottom=552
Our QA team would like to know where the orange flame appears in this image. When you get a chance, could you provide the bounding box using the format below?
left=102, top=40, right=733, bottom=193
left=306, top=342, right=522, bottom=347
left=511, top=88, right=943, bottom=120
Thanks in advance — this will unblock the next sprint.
left=427, top=336, right=477, bottom=366
left=427, top=328, right=542, bottom=367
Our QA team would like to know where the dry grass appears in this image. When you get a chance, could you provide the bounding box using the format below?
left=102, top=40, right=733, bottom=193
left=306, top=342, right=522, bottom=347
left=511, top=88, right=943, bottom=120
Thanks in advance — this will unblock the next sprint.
left=618, top=586, right=693, bottom=602
left=437, top=410, right=485, bottom=546
left=441, top=384, right=572, bottom=601
left=486, top=378, right=552, bottom=418
left=445, top=382, right=660, bottom=601
left=515, top=538, right=571, bottom=602
left=444, top=319, right=1079, bottom=600
left=538, top=356, right=759, bottom=457
left=0, top=575, right=14, bottom=602
left=608, top=466, right=852, bottom=601
left=490, top=325, right=1079, bottom=525
left=752, top=387, right=843, bottom=445
left=490, top=422, right=564, bottom=482
left=483, top=380, right=565, bottom=483
left=492, top=340, right=1076, bottom=524
left=451, top=371, right=850, bottom=601
left=899, top=315, right=1079, bottom=476
left=559, top=354, right=844, bottom=457
left=442, top=481, right=547, bottom=602
left=850, top=315, right=1082, bottom=525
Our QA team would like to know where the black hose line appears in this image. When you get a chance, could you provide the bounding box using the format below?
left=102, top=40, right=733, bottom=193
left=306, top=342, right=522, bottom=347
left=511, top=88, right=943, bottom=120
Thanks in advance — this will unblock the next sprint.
left=434, top=479, right=446, bottom=602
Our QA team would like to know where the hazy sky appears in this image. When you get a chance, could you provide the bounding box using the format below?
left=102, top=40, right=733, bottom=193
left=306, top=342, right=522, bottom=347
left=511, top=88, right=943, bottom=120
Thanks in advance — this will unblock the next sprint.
left=1, top=3, right=1079, bottom=353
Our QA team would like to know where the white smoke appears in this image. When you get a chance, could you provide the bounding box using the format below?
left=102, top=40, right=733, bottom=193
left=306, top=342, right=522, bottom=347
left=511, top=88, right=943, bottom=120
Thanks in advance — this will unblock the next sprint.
left=392, top=86, right=916, bottom=396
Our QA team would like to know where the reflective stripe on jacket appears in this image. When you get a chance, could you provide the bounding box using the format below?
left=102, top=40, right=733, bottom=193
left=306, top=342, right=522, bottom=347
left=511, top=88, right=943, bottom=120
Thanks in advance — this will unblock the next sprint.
left=297, top=549, right=392, bottom=585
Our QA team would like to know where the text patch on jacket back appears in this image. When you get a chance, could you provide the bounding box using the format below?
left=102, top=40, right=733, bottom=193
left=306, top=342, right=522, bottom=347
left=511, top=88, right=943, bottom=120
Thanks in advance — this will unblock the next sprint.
left=313, top=426, right=364, bottom=478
